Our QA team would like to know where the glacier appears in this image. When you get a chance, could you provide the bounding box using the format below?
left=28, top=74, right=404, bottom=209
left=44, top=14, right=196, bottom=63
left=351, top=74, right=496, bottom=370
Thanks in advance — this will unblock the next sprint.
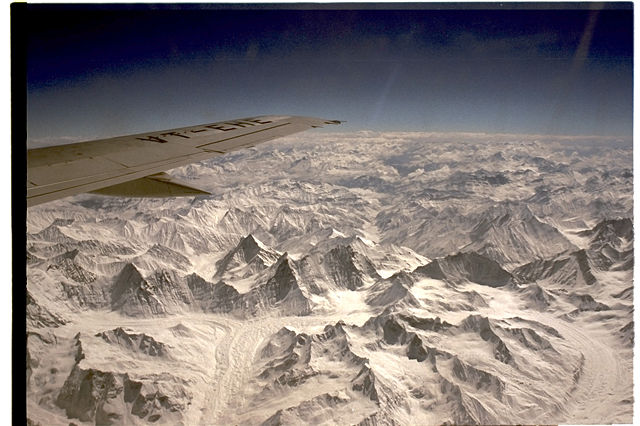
left=26, top=131, right=633, bottom=425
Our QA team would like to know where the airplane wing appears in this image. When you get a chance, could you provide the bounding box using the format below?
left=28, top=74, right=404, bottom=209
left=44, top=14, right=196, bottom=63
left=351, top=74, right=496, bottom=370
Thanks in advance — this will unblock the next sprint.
left=27, top=115, right=341, bottom=207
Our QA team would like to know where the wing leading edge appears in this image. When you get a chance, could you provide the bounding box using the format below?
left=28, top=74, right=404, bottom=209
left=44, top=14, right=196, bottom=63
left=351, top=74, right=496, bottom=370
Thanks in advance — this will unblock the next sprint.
left=27, top=115, right=341, bottom=207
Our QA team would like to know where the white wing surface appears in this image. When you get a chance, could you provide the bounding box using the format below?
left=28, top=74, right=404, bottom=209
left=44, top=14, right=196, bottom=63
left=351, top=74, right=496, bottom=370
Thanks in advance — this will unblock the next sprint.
left=27, top=115, right=340, bottom=207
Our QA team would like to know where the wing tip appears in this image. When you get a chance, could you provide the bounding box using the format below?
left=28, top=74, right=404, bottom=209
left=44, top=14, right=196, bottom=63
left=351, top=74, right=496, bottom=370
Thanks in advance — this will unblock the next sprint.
left=310, top=118, right=343, bottom=128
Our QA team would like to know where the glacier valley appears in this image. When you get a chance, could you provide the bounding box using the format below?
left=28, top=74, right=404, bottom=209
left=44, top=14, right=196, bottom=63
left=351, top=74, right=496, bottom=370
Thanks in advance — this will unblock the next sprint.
left=26, top=131, right=633, bottom=425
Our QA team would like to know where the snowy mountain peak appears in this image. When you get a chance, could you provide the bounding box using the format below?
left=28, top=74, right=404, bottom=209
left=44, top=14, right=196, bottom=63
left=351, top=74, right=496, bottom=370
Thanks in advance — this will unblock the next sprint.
left=46, top=256, right=97, bottom=284
left=214, top=234, right=280, bottom=279
left=112, top=263, right=144, bottom=297
left=465, top=205, right=576, bottom=267
left=236, top=234, right=266, bottom=261
left=51, top=218, right=75, bottom=227
left=514, top=249, right=597, bottom=288
left=26, top=133, right=633, bottom=425
left=581, top=217, right=633, bottom=244
left=416, top=251, right=513, bottom=287
left=96, top=327, right=171, bottom=358
left=51, top=248, right=80, bottom=263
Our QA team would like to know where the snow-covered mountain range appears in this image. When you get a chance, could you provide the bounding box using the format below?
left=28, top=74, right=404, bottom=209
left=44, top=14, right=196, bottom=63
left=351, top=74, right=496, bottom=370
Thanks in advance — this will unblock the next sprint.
left=26, top=131, right=633, bottom=425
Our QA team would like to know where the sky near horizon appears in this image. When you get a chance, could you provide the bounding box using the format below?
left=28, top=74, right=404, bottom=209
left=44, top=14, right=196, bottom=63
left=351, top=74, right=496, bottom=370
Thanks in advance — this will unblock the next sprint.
left=25, top=3, right=633, bottom=145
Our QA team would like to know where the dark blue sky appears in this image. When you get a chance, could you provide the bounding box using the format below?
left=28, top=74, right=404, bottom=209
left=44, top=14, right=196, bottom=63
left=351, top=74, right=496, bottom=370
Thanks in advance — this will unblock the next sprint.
left=26, top=4, right=633, bottom=144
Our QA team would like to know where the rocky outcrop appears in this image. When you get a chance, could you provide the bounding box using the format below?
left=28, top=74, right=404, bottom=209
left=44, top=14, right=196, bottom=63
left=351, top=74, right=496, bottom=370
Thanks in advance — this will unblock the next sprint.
left=579, top=218, right=633, bottom=245
left=110, top=263, right=167, bottom=316
left=298, top=243, right=380, bottom=294
left=518, top=283, right=556, bottom=310
left=56, top=365, right=126, bottom=424
left=580, top=218, right=634, bottom=271
left=463, top=207, right=576, bottom=267
left=567, top=293, right=610, bottom=312
left=619, top=321, right=634, bottom=347
left=214, top=234, right=280, bottom=279
left=187, top=273, right=240, bottom=313
left=261, top=391, right=354, bottom=426
left=57, top=366, right=192, bottom=424
left=96, top=328, right=170, bottom=358
left=514, top=249, right=597, bottom=287
left=132, top=243, right=192, bottom=272
left=324, top=245, right=378, bottom=290
left=365, top=271, right=419, bottom=307
left=416, top=252, right=513, bottom=287
left=241, top=255, right=311, bottom=317
left=55, top=333, right=190, bottom=424
left=458, top=315, right=514, bottom=364
left=47, top=250, right=97, bottom=284
left=27, top=290, right=67, bottom=328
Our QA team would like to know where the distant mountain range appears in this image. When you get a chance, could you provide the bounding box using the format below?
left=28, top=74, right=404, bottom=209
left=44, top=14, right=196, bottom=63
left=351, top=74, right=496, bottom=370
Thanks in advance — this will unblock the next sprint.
left=26, top=132, right=633, bottom=425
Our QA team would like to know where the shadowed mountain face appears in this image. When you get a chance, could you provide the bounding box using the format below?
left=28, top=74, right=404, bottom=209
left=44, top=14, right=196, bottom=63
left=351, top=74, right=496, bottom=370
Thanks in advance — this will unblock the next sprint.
left=416, top=251, right=513, bottom=287
left=26, top=133, right=633, bottom=425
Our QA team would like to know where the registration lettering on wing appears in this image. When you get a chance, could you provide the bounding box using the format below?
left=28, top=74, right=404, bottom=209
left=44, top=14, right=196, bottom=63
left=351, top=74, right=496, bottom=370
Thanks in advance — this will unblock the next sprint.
left=135, top=116, right=289, bottom=143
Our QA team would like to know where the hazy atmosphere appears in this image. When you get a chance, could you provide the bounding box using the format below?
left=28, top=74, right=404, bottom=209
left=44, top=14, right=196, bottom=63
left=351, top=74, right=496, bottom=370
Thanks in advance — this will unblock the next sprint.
left=25, top=4, right=634, bottom=425
left=27, top=3, right=632, bottom=143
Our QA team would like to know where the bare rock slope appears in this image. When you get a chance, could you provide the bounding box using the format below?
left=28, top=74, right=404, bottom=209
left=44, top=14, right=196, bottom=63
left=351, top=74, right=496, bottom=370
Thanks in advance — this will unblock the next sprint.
left=26, top=132, right=633, bottom=425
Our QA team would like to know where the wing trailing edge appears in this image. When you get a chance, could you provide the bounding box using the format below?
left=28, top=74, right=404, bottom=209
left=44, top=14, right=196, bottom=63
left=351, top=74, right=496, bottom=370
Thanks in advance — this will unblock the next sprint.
left=89, top=172, right=211, bottom=197
left=27, top=115, right=341, bottom=207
